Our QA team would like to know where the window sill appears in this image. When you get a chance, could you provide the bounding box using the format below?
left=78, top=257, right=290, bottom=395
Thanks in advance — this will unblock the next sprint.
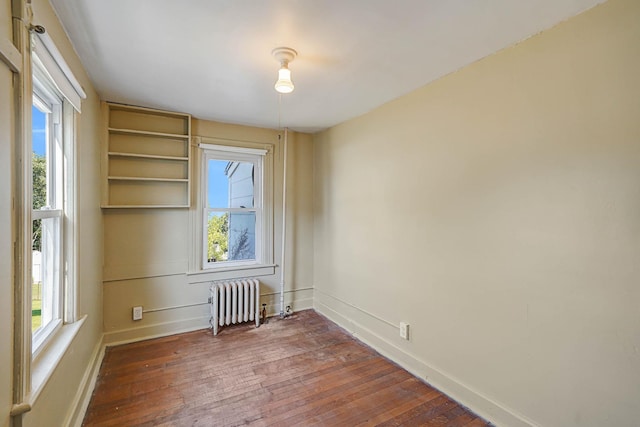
left=32, top=319, right=62, bottom=359
left=29, top=315, right=87, bottom=405
left=187, top=264, right=276, bottom=283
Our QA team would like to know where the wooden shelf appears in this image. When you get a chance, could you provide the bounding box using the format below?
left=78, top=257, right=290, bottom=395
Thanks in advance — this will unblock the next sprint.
left=108, top=152, right=189, bottom=161
left=108, top=127, right=189, bottom=140
left=102, top=102, right=191, bottom=208
left=108, top=176, right=189, bottom=182
left=101, top=205, right=190, bottom=209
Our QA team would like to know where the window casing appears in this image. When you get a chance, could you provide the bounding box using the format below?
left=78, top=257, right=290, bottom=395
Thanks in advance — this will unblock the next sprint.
left=189, top=139, right=274, bottom=279
left=12, top=22, right=86, bottom=408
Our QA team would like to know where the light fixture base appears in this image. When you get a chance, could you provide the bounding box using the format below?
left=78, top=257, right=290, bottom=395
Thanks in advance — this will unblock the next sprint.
left=272, top=47, right=297, bottom=64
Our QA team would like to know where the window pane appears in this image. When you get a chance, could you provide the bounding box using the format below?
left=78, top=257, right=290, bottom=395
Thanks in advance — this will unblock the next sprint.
left=31, top=63, right=71, bottom=352
left=32, top=105, right=48, bottom=210
left=206, top=211, right=256, bottom=263
left=207, top=212, right=229, bottom=262
left=32, top=216, right=59, bottom=333
left=32, top=96, right=62, bottom=339
left=32, top=103, right=52, bottom=335
left=207, top=159, right=254, bottom=208
left=32, top=219, right=42, bottom=332
left=228, top=212, right=256, bottom=261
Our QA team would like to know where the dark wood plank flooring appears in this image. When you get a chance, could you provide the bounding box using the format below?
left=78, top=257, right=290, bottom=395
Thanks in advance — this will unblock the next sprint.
left=83, top=310, right=489, bottom=426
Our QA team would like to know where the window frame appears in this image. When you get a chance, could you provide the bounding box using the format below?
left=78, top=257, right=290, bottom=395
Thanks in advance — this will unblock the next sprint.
left=10, top=19, right=86, bottom=411
left=188, top=137, right=275, bottom=281
left=31, top=66, right=66, bottom=356
left=202, top=150, right=264, bottom=269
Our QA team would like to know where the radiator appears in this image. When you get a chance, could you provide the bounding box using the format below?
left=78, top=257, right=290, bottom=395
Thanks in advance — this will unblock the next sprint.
left=210, top=279, right=261, bottom=335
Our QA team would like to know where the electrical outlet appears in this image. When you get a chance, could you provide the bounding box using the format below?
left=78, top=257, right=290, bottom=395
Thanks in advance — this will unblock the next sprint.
left=400, top=322, right=409, bottom=340
left=132, top=306, right=143, bottom=321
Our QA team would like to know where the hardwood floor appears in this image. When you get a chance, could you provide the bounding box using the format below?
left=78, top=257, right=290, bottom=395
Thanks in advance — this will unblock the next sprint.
left=83, top=310, right=489, bottom=426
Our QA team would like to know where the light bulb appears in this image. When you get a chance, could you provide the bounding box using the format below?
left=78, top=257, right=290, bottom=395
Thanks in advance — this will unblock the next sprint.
left=274, top=66, right=294, bottom=94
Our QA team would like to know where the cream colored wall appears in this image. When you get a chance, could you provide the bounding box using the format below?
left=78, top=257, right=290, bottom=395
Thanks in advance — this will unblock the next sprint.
left=1, top=2, right=15, bottom=426
left=0, top=0, right=104, bottom=426
left=102, top=119, right=314, bottom=343
left=313, top=0, right=640, bottom=426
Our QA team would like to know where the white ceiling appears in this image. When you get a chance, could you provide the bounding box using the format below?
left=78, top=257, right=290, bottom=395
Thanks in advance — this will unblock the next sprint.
left=50, top=0, right=605, bottom=133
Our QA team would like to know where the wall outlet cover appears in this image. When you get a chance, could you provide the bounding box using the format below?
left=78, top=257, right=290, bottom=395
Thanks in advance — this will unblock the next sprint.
left=400, top=322, right=409, bottom=340
left=133, top=306, right=143, bottom=321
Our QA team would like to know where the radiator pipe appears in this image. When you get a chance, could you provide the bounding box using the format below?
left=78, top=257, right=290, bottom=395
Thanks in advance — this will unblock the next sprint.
left=279, top=128, right=288, bottom=318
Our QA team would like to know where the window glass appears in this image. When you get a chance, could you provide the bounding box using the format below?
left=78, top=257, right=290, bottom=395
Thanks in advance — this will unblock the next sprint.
left=203, top=153, right=260, bottom=267
left=31, top=92, right=63, bottom=349
left=207, top=159, right=254, bottom=208
left=228, top=212, right=256, bottom=261
left=32, top=105, right=47, bottom=209
left=207, top=212, right=228, bottom=262
left=31, top=105, right=47, bottom=332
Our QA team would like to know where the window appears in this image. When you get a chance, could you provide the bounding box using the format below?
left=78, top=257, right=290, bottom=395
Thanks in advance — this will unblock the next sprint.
left=203, top=148, right=264, bottom=268
left=189, top=139, right=275, bottom=278
left=27, top=32, right=85, bottom=357
left=11, top=25, right=87, bottom=408
left=31, top=72, right=65, bottom=353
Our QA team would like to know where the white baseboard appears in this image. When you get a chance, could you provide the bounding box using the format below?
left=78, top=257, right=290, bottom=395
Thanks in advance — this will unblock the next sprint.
left=314, top=297, right=538, bottom=427
left=65, top=335, right=105, bottom=427
left=103, top=288, right=314, bottom=346
left=103, top=315, right=211, bottom=346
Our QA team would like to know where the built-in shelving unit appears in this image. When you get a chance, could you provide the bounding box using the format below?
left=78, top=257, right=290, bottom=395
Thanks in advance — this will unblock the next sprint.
left=102, top=102, right=191, bottom=208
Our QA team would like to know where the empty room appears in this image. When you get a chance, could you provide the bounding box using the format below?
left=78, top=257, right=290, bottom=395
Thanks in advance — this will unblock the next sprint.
left=1, top=0, right=638, bottom=426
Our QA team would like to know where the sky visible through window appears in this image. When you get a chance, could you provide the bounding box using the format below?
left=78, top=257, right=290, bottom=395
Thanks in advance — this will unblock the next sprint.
left=32, top=105, right=46, bottom=156
left=208, top=159, right=229, bottom=208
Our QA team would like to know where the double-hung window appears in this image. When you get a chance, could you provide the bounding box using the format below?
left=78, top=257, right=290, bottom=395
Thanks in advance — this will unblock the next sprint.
left=188, top=139, right=274, bottom=279
left=31, top=82, right=64, bottom=351
left=27, top=32, right=85, bottom=360
left=202, top=147, right=265, bottom=269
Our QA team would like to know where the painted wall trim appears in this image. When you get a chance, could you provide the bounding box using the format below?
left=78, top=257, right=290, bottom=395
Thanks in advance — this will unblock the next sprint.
left=0, top=37, right=21, bottom=72
left=103, top=315, right=211, bottom=346
left=261, top=286, right=313, bottom=297
left=198, top=142, right=268, bottom=156
left=314, top=288, right=399, bottom=330
left=103, top=288, right=314, bottom=345
left=103, top=260, right=188, bottom=282
left=103, top=263, right=286, bottom=285
left=187, top=264, right=276, bottom=283
left=65, top=335, right=106, bottom=427
left=314, top=296, right=539, bottom=427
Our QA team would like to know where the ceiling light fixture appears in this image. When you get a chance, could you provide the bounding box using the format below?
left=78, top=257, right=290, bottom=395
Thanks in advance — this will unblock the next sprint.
left=272, top=47, right=297, bottom=94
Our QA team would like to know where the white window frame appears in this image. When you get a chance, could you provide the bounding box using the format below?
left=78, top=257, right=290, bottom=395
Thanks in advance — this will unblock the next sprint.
left=202, top=149, right=264, bottom=269
left=21, top=30, right=85, bottom=405
left=188, top=137, right=275, bottom=281
left=30, top=84, right=65, bottom=355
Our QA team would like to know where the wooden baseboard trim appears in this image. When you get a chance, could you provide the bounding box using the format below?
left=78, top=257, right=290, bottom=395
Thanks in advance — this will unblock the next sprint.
left=103, top=316, right=211, bottom=347
left=65, top=335, right=105, bottom=427
left=314, top=297, right=538, bottom=427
